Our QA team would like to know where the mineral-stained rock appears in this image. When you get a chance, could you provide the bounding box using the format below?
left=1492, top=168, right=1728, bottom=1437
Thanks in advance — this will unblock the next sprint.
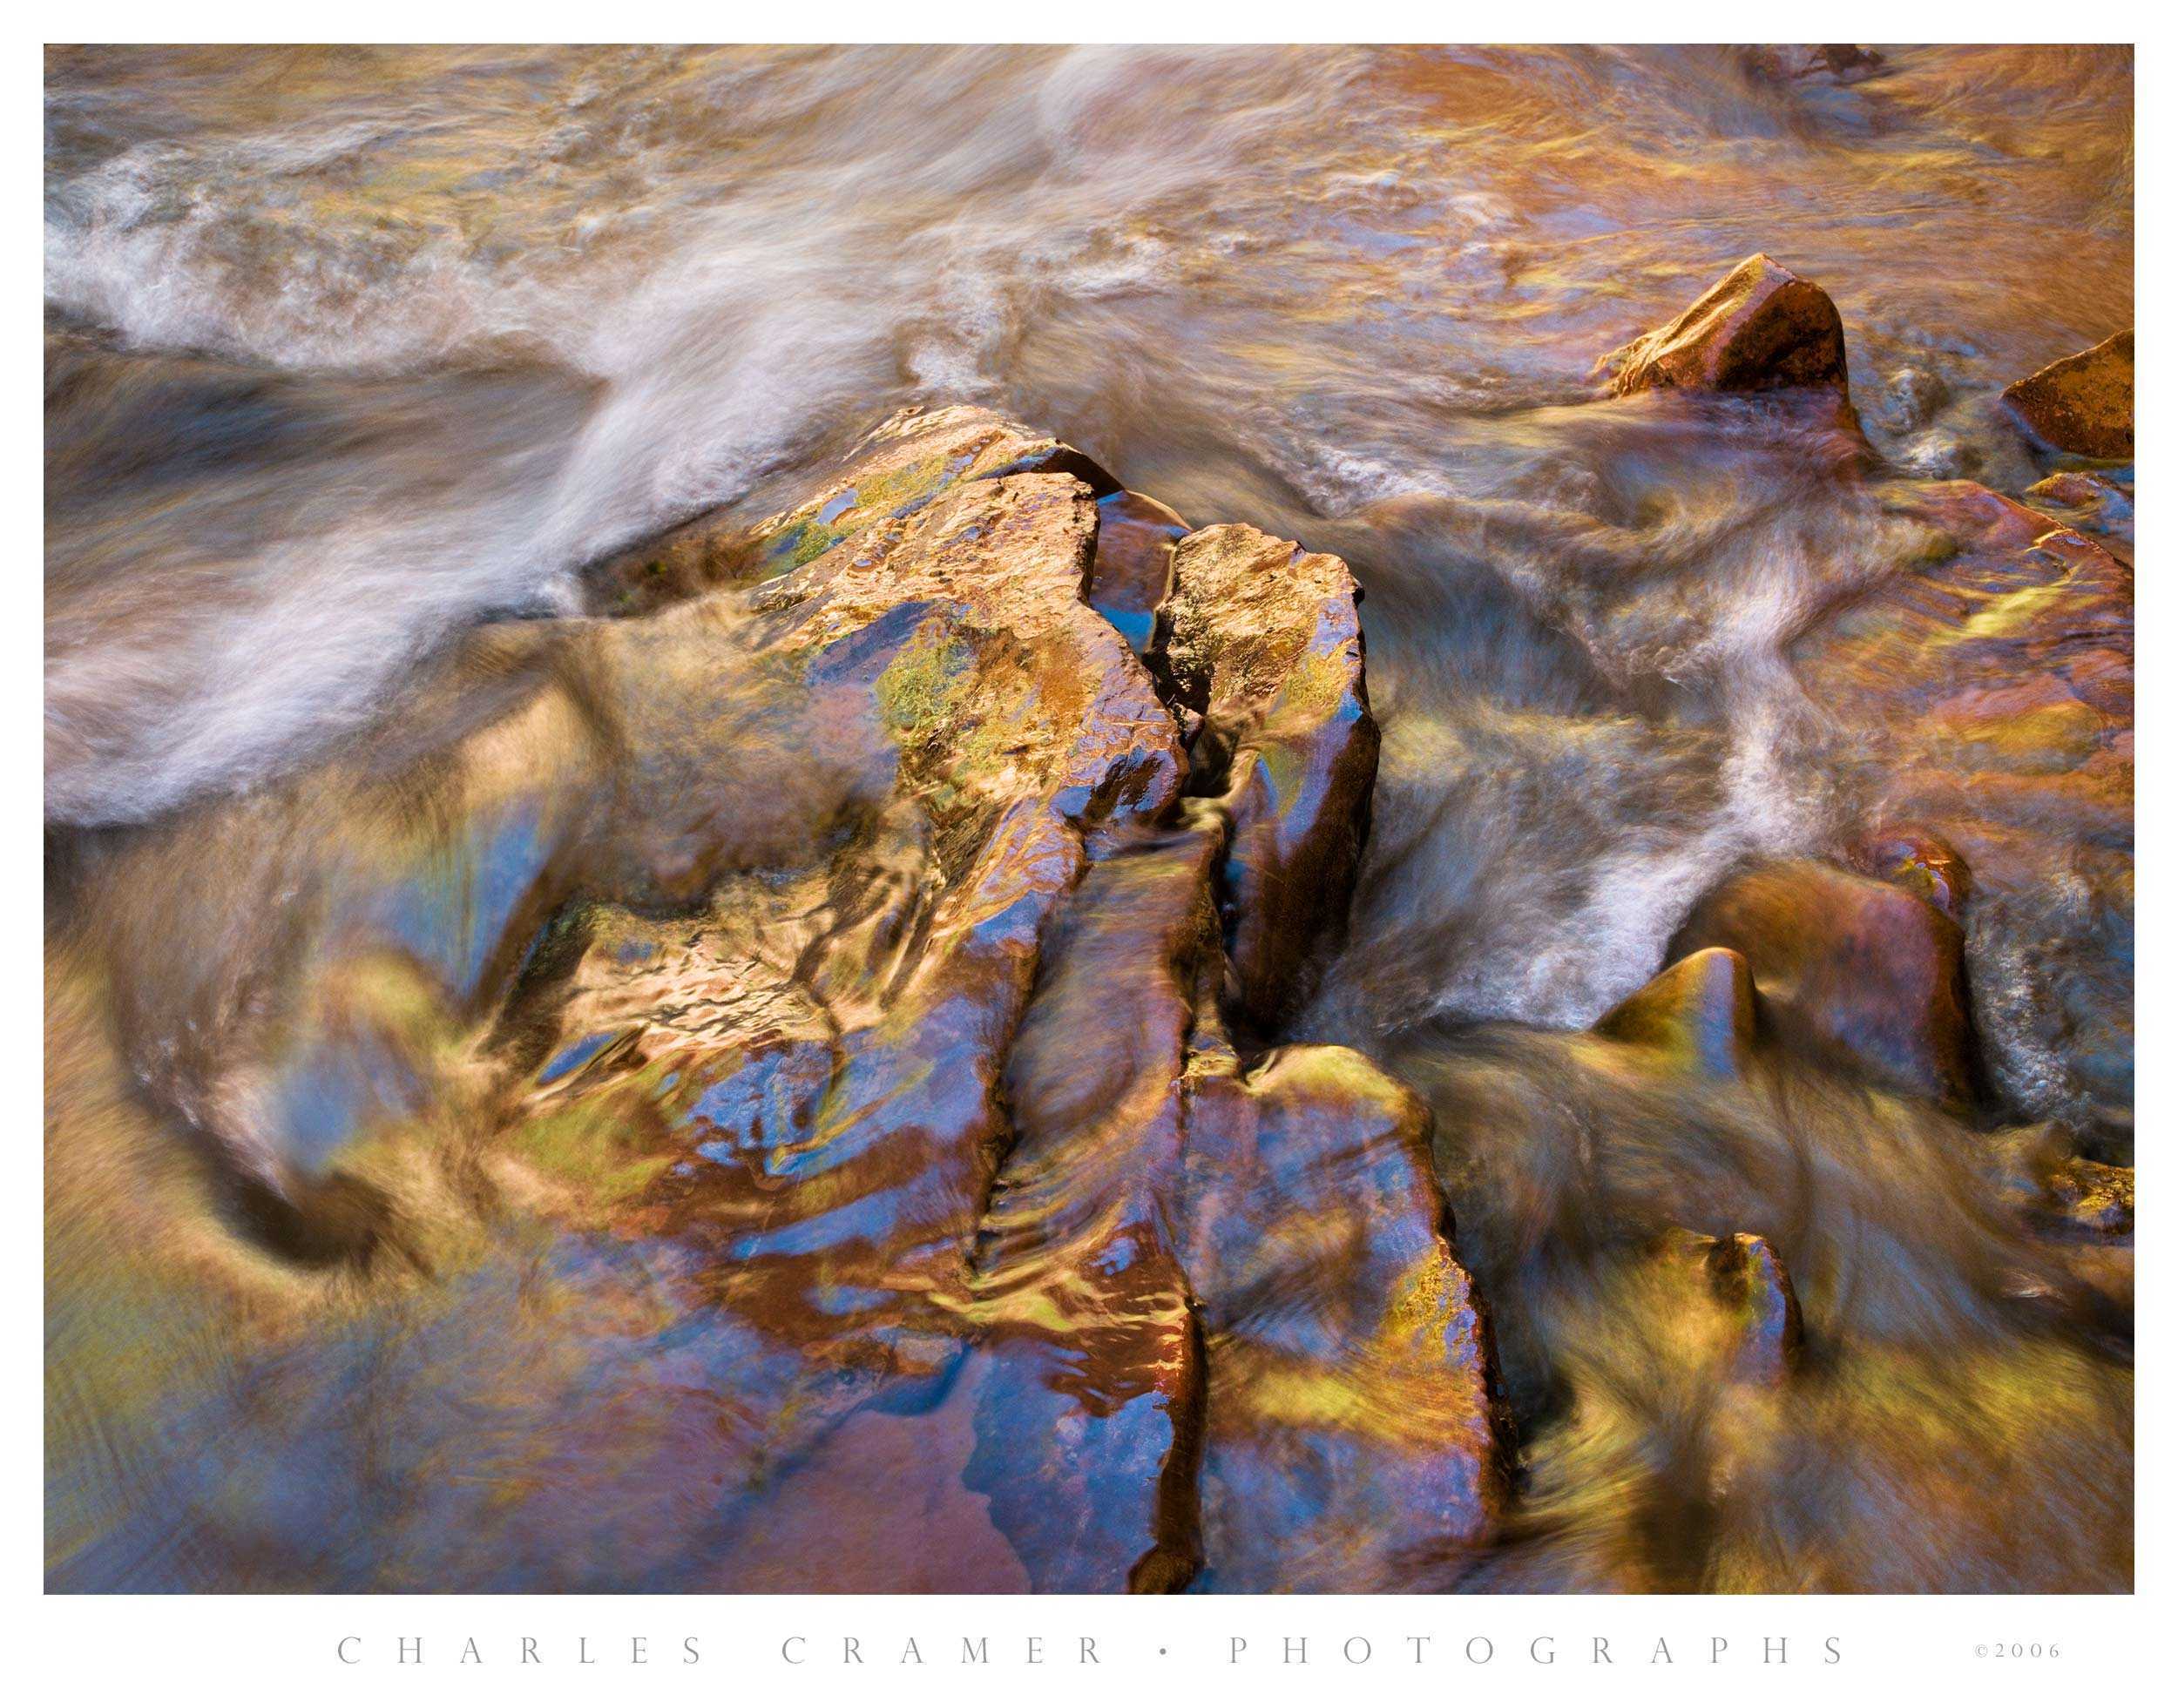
left=2003, top=331, right=2134, bottom=461
left=2025, top=469, right=2134, bottom=551
left=1604, top=254, right=1850, bottom=401
left=1668, top=858, right=1979, bottom=1108
left=584, top=402, right=1123, bottom=616
left=1180, top=1037, right=1502, bottom=1590
left=1789, top=479, right=2133, bottom=1138
left=49, top=402, right=1495, bottom=1592
left=1159, top=523, right=1381, bottom=1028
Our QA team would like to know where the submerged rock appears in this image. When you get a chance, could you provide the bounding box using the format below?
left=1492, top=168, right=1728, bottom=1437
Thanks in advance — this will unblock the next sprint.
left=1877, top=364, right=1948, bottom=434
left=2025, top=469, right=2134, bottom=549
left=1987, top=1123, right=2134, bottom=1246
left=47, top=403, right=1494, bottom=1592
left=1789, top=479, right=2133, bottom=1138
left=1739, top=44, right=1883, bottom=84
left=1404, top=954, right=2131, bottom=1594
left=1668, top=858, right=1979, bottom=1109
left=1604, top=253, right=1850, bottom=401
left=1649, top=1228, right=1803, bottom=1386
left=1848, top=826, right=1972, bottom=922
left=2003, top=331, right=2134, bottom=461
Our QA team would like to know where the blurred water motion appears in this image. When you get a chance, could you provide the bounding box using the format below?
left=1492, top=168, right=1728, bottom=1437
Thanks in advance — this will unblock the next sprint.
left=44, top=44, right=2131, bottom=1591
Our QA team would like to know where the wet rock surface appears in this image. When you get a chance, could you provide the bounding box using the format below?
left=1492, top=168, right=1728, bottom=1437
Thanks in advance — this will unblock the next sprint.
left=1400, top=943, right=2130, bottom=1592
left=1738, top=44, right=1884, bottom=85
left=2003, top=330, right=2134, bottom=460
left=1789, top=478, right=2134, bottom=1141
left=1604, top=253, right=1850, bottom=401
left=1322, top=256, right=2131, bottom=1593
left=44, top=245, right=2134, bottom=1604
left=1159, top=523, right=1381, bottom=1029
left=1669, top=857, right=1978, bottom=1108
left=2025, top=469, right=2134, bottom=557
left=44, top=48, right=2138, bottom=1603
left=46, top=407, right=1493, bottom=1591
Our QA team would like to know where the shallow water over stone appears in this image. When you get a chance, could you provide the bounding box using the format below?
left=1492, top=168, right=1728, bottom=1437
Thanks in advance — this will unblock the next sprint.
left=44, top=45, right=2131, bottom=1592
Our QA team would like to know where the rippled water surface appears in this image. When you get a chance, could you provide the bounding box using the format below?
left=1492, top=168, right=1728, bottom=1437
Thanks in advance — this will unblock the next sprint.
left=45, top=44, right=2134, bottom=1592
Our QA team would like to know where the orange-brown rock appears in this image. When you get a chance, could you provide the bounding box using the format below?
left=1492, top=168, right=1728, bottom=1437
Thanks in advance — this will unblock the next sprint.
left=1604, top=254, right=1850, bottom=401
left=2003, top=331, right=2134, bottom=461
left=1739, top=44, right=1882, bottom=84
left=584, top=402, right=1123, bottom=615
left=1180, top=1040, right=1502, bottom=1590
left=1668, top=858, right=1978, bottom=1107
left=47, top=403, right=1490, bottom=1592
left=1159, top=523, right=1380, bottom=1028
left=1593, top=946, right=1759, bottom=1079
left=1789, top=479, right=2132, bottom=1138
left=2025, top=470, right=2133, bottom=553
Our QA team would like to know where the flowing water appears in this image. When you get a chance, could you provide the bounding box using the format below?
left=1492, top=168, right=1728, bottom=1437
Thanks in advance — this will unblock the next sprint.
left=44, top=44, right=2134, bottom=1591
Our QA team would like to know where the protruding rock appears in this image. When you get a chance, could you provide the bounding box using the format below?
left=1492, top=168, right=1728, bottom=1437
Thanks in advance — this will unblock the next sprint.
left=46, top=395, right=1450, bottom=1594
left=2003, top=331, right=2133, bottom=460
left=1604, top=254, right=1850, bottom=400
left=1988, top=1123, right=2134, bottom=1245
left=1668, top=859, right=1978, bottom=1106
left=2025, top=469, right=2133, bottom=546
left=1159, top=523, right=1380, bottom=1027
left=1984, top=1122, right=2134, bottom=1317
left=1180, top=1045, right=1502, bottom=1590
left=1593, top=946, right=1758, bottom=1077
left=1651, top=1228, right=1803, bottom=1384
left=1849, top=826, right=1972, bottom=922
left=585, top=404, right=1123, bottom=614
left=1877, top=364, right=1948, bottom=434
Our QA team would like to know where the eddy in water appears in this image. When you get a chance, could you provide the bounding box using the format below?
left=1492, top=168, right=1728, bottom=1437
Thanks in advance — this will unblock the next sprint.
left=44, top=44, right=2131, bottom=1593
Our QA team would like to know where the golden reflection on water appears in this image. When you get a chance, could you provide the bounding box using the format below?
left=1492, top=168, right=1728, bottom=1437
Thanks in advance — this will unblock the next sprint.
left=44, top=44, right=2132, bottom=1592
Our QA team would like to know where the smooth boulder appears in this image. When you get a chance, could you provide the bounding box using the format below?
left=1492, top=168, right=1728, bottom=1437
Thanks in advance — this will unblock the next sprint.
left=1668, top=858, right=1978, bottom=1107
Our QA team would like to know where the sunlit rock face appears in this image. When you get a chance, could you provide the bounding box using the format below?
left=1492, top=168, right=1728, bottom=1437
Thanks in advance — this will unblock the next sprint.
left=1159, top=523, right=1380, bottom=1030
left=1604, top=253, right=1850, bottom=401
left=45, top=406, right=1498, bottom=1591
left=2003, top=330, right=2134, bottom=461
